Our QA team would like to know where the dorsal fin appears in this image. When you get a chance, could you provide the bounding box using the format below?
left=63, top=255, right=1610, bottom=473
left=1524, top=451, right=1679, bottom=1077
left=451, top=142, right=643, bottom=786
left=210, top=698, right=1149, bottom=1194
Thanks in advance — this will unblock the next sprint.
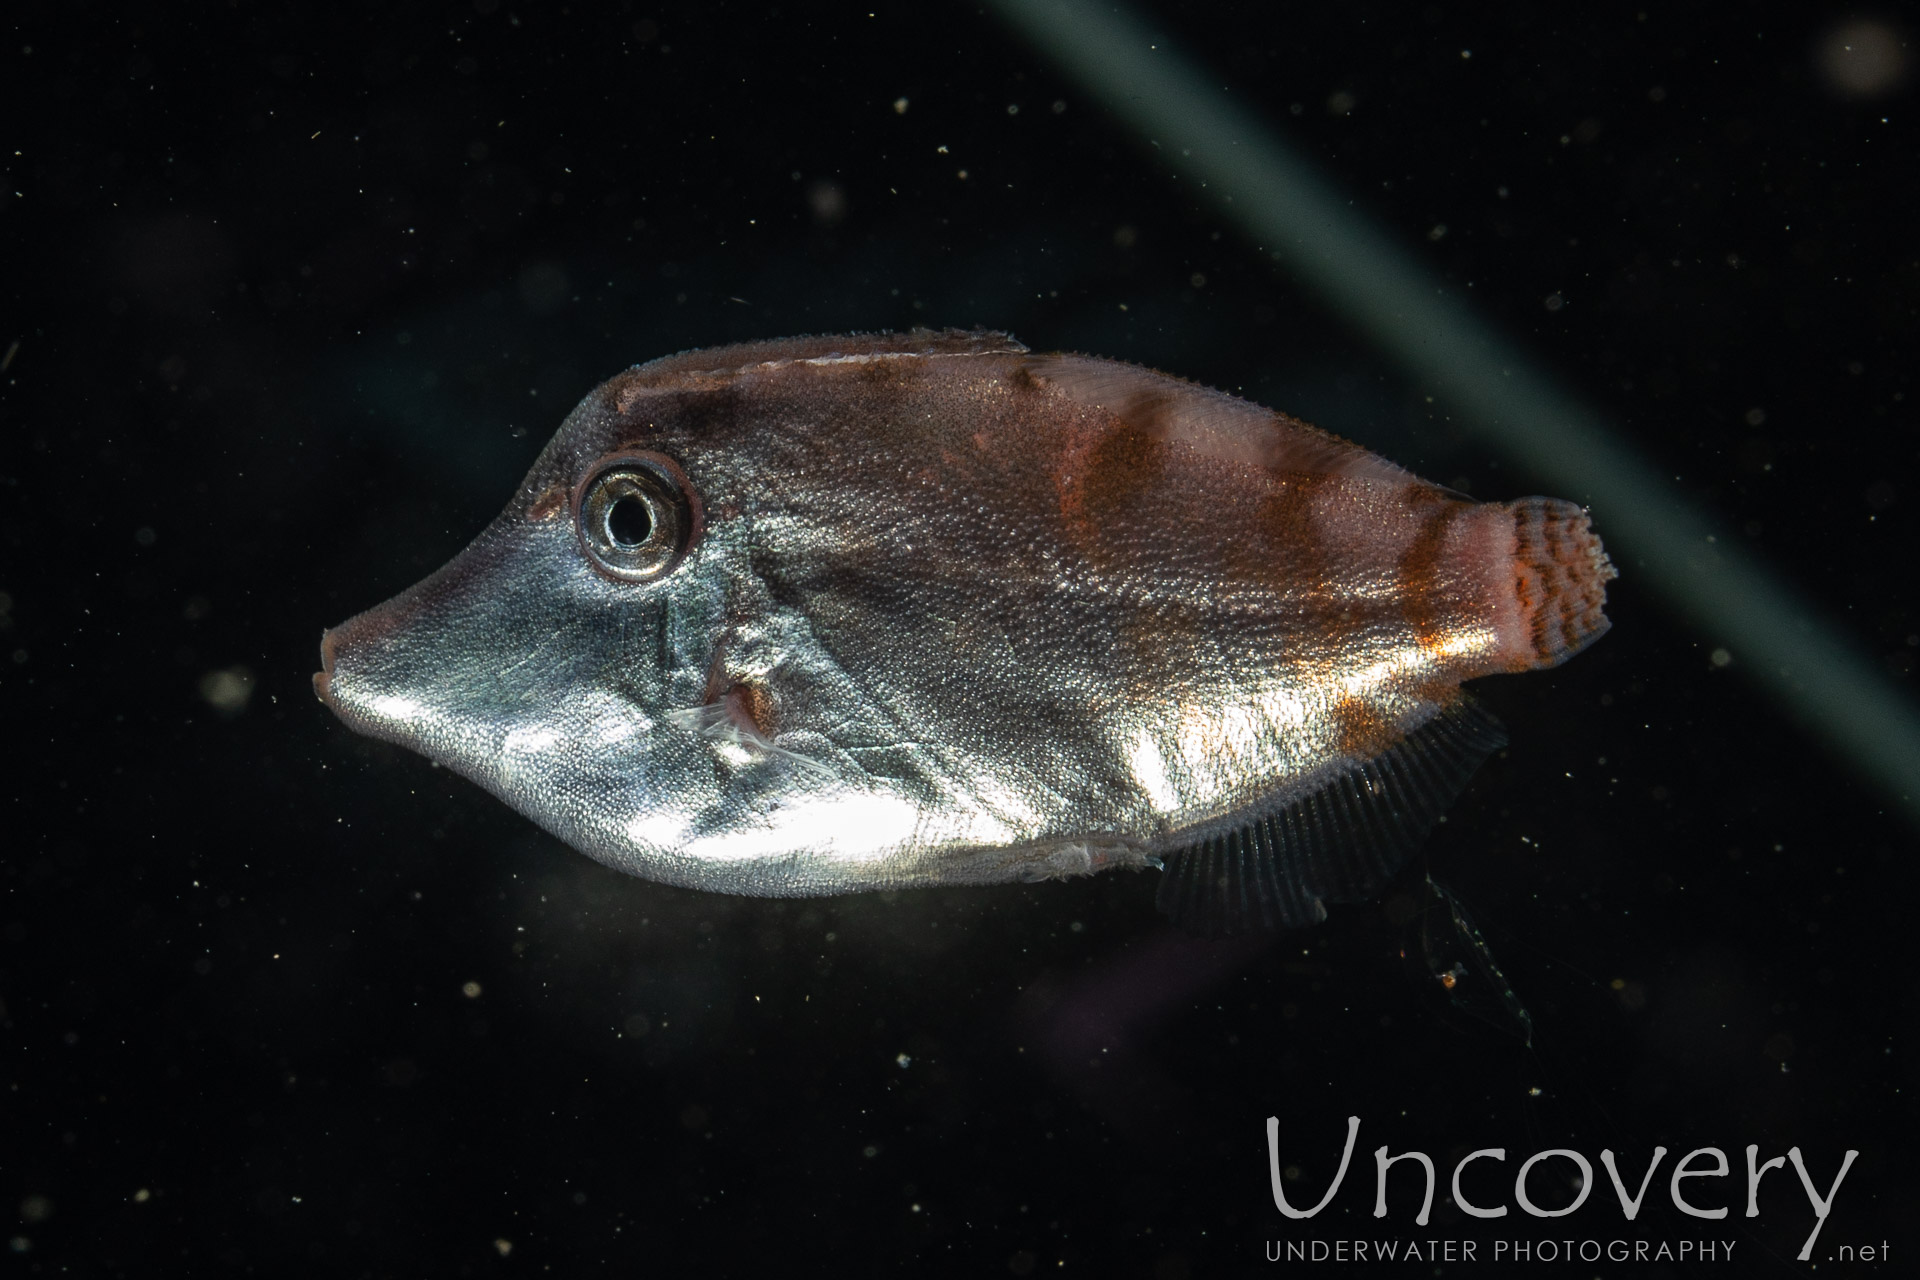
left=1020, top=353, right=1425, bottom=486
left=629, top=328, right=1027, bottom=381
left=1154, top=697, right=1508, bottom=935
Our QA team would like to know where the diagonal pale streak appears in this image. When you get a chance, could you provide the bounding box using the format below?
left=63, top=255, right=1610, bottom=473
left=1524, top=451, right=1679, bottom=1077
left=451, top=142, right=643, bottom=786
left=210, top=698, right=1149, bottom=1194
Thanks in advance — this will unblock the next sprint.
left=988, top=0, right=1920, bottom=820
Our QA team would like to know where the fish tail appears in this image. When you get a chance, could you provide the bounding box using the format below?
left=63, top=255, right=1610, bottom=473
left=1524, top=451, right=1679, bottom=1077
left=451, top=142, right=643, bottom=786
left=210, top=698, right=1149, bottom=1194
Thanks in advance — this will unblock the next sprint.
left=1501, top=497, right=1616, bottom=669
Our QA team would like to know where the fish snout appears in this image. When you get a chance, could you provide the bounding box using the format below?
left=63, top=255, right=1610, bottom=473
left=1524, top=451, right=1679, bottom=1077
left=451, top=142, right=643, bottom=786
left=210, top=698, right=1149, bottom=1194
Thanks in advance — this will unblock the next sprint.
left=313, top=625, right=341, bottom=706
left=310, top=585, right=439, bottom=746
left=312, top=608, right=386, bottom=737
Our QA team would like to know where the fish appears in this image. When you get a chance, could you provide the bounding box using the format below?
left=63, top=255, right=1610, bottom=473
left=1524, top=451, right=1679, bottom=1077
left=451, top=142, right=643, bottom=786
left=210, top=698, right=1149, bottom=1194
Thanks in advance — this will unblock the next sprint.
left=315, top=329, right=1614, bottom=932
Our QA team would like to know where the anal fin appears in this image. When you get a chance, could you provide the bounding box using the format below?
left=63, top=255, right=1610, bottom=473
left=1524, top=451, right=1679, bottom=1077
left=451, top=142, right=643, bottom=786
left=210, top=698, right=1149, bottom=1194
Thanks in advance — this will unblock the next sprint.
left=1154, top=696, right=1508, bottom=935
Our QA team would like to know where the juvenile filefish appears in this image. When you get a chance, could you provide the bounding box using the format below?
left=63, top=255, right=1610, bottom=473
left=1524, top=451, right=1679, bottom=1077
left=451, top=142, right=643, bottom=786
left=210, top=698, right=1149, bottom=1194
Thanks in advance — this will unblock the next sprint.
left=316, top=330, right=1614, bottom=932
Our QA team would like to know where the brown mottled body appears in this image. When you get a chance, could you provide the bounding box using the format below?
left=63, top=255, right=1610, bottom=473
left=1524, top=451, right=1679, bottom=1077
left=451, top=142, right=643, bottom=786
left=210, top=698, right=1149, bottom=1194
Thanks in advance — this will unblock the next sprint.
left=318, top=330, right=1612, bottom=928
left=587, top=333, right=1593, bottom=820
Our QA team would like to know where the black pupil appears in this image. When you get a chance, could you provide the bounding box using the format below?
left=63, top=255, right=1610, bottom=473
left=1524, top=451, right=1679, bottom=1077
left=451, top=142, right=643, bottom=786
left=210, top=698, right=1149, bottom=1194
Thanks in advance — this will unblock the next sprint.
left=606, top=496, right=653, bottom=547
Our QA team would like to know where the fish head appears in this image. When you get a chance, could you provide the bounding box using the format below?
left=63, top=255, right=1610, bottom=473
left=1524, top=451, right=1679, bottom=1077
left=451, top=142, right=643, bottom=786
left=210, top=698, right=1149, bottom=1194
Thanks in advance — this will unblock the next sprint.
left=315, top=369, right=898, bottom=894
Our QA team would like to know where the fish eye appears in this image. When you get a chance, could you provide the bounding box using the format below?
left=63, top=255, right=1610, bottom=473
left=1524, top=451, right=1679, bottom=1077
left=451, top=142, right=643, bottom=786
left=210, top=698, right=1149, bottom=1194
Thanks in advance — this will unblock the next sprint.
left=576, top=456, right=697, bottom=581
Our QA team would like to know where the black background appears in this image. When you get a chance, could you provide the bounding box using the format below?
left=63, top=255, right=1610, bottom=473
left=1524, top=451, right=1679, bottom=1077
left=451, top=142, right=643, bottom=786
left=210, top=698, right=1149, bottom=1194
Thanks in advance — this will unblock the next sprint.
left=4, top=2, right=1915, bottom=1275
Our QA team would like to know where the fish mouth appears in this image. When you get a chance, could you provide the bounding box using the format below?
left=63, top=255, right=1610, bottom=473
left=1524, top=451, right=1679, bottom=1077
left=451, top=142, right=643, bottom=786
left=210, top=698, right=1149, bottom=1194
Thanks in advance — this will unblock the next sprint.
left=311, top=595, right=430, bottom=746
left=313, top=626, right=340, bottom=707
left=313, top=616, right=388, bottom=741
left=314, top=616, right=384, bottom=728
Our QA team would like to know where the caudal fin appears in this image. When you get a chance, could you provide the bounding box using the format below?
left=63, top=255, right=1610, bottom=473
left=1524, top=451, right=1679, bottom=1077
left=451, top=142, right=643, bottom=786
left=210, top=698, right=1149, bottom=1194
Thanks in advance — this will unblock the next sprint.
left=1506, top=497, right=1616, bottom=668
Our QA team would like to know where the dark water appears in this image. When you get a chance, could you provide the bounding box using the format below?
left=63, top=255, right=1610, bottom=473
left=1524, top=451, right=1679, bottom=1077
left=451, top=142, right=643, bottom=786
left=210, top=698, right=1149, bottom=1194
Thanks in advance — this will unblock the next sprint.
left=7, top=3, right=1915, bottom=1274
